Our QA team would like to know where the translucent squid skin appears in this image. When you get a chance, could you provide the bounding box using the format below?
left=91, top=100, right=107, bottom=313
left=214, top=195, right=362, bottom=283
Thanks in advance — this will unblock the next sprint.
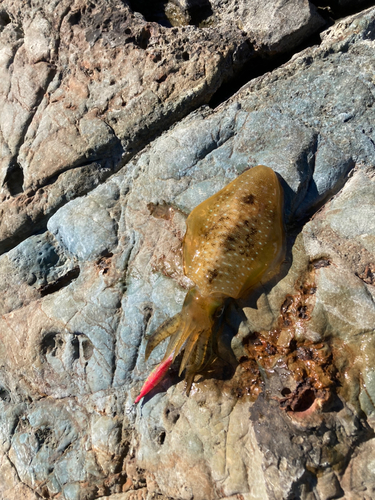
left=135, top=165, right=284, bottom=403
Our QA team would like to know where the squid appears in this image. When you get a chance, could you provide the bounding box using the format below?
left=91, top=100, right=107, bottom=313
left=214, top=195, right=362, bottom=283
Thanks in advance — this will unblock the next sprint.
left=135, top=165, right=284, bottom=403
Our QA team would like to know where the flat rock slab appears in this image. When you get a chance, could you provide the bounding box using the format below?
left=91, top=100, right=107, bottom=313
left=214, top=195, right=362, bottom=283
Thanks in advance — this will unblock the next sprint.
left=1, top=4, right=375, bottom=500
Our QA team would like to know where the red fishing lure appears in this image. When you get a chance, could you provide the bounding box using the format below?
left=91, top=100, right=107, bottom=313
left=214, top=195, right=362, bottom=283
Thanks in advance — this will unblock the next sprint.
left=135, top=354, right=174, bottom=404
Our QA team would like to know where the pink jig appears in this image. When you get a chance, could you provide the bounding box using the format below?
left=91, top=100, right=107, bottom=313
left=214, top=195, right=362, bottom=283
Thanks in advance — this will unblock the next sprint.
left=134, top=354, right=174, bottom=404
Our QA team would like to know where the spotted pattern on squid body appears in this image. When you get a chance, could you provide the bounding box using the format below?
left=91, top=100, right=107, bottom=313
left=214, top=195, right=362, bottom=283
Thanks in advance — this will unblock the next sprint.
left=183, top=164, right=284, bottom=300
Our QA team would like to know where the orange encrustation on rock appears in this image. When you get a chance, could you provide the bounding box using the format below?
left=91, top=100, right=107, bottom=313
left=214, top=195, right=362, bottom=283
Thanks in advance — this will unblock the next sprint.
left=135, top=165, right=284, bottom=403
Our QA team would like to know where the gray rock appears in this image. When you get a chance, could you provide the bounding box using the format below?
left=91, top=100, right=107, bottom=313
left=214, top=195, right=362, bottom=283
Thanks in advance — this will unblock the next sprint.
left=341, top=439, right=375, bottom=498
left=211, top=0, right=324, bottom=52
left=0, top=3, right=375, bottom=500
left=47, top=182, right=120, bottom=261
left=0, top=231, right=77, bottom=315
left=0, top=161, right=114, bottom=254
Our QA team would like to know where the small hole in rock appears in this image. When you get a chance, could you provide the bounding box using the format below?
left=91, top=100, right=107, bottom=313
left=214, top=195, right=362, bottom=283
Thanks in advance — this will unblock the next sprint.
left=81, top=338, right=94, bottom=360
left=158, top=431, right=166, bottom=445
left=281, top=387, right=291, bottom=396
left=35, top=427, right=52, bottom=445
left=0, top=10, right=11, bottom=27
left=0, top=387, right=11, bottom=403
left=171, top=413, right=180, bottom=424
left=4, top=163, right=24, bottom=196
left=69, top=11, right=81, bottom=25
left=294, top=389, right=315, bottom=412
left=72, top=336, right=80, bottom=361
left=41, top=333, right=57, bottom=356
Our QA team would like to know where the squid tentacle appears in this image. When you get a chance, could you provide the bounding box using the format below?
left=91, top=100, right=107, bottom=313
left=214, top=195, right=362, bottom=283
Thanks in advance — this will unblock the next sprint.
left=145, top=312, right=182, bottom=361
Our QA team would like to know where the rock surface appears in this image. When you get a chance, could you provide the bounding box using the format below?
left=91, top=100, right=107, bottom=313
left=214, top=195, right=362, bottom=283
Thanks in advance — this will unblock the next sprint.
left=1, top=1, right=375, bottom=500
left=0, top=0, right=325, bottom=254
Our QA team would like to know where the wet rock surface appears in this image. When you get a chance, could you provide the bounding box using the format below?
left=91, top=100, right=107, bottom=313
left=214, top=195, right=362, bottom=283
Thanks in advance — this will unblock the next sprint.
left=1, top=1, right=375, bottom=499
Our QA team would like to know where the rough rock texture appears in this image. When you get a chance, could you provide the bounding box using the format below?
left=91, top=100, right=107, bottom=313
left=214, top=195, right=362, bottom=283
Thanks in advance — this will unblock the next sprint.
left=0, top=0, right=325, bottom=254
left=1, top=1, right=375, bottom=500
